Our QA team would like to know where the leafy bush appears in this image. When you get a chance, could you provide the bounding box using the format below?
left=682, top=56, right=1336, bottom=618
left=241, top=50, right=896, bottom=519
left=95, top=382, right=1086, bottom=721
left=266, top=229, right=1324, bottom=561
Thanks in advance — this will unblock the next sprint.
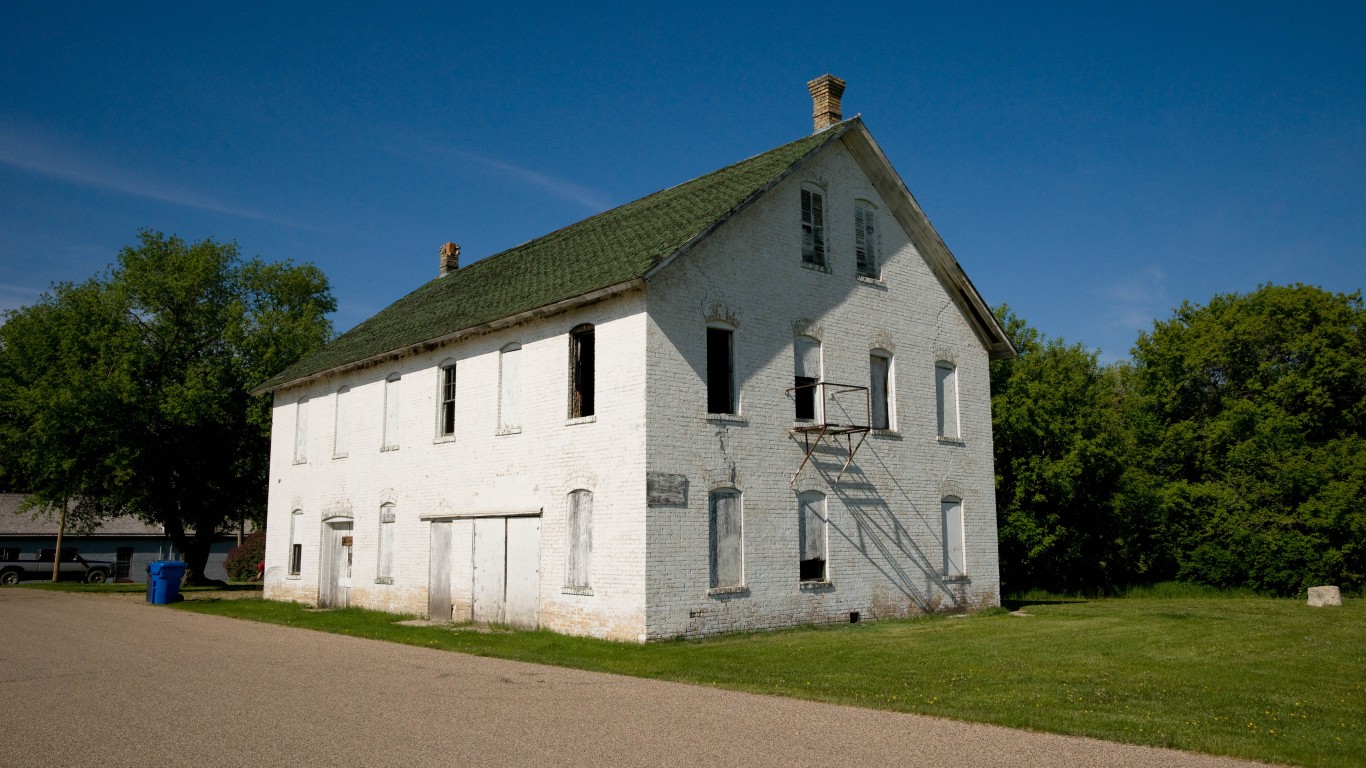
left=224, top=531, right=265, bottom=581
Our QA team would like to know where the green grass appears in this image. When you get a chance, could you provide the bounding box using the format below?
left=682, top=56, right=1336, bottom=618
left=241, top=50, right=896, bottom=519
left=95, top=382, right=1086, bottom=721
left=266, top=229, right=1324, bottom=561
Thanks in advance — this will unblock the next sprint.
left=171, top=593, right=1364, bottom=767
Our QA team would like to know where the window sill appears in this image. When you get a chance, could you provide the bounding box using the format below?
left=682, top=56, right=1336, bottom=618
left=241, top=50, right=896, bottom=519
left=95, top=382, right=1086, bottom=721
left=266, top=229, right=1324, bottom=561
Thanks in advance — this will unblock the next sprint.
left=561, top=585, right=593, bottom=596
left=432, top=435, right=456, bottom=445
left=855, top=274, right=886, bottom=287
left=332, top=453, right=348, bottom=460
left=937, top=436, right=966, bottom=446
left=707, top=585, right=749, bottom=596
left=495, top=427, right=522, bottom=436
left=286, top=574, right=301, bottom=580
left=706, top=413, right=748, bottom=425
left=292, top=459, right=307, bottom=466
left=564, top=415, right=597, bottom=427
left=374, top=577, right=394, bottom=585
left=799, top=579, right=833, bottom=591
left=380, top=445, right=400, bottom=452
left=800, top=261, right=832, bottom=274
left=871, top=429, right=901, bottom=439
left=943, top=574, right=971, bottom=583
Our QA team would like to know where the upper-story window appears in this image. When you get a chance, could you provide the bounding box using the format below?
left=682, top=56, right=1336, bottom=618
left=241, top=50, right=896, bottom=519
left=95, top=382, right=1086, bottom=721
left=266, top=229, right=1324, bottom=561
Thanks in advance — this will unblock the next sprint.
left=293, top=397, right=308, bottom=464
left=935, top=361, right=959, bottom=439
left=855, top=201, right=878, bottom=278
left=499, top=343, right=522, bottom=432
left=793, top=337, right=822, bottom=422
left=569, top=325, right=595, bottom=419
left=382, top=373, right=401, bottom=451
left=870, top=351, right=893, bottom=430
left=438, top=361, right=457, bottom=438
left=333, top=386, right=350, bottom=458
left=800, top=186, right=826, bottom=268
left=706, top=325, right=737, bottom=415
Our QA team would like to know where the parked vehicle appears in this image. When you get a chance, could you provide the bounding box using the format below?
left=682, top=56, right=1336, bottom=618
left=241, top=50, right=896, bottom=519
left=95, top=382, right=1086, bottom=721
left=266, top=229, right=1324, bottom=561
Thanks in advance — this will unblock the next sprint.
left=0, top=548, right=115, bottom=584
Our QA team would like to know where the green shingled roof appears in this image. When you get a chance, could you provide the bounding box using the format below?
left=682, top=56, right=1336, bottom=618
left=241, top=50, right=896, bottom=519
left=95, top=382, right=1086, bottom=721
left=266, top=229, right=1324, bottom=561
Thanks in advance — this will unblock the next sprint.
left=261, top=124, right=849, bottom=391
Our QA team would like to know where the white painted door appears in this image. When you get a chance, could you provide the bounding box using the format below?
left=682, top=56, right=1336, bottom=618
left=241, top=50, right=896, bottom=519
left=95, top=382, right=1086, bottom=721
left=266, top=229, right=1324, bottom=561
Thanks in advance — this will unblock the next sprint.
left=322, top=522, right=353, bottom=608
left=504, top=516, right=541, bottom=629
left=428, top=521, right=452, bottom=622
left=472, top=518, right=507, bottom=624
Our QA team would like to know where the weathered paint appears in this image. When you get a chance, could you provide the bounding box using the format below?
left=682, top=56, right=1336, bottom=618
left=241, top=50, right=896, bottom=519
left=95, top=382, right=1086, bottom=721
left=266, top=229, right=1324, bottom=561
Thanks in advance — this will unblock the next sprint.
left=428, top=521, right=452, bottom=621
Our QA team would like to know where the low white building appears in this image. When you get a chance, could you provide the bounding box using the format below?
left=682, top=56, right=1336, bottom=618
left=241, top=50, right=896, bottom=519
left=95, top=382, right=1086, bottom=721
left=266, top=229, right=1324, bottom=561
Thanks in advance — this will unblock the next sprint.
left=257, top=77, right=1015, bottom=641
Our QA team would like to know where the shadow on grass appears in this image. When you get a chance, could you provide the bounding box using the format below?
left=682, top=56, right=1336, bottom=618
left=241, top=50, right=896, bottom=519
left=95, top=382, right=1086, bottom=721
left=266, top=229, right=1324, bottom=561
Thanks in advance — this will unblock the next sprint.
left=1001, top=598, right=1089, bottom=610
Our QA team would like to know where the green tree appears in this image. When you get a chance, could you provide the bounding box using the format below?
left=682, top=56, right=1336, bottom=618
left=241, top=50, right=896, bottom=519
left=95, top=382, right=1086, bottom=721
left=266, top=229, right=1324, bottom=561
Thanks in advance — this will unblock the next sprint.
left=1130, top=284, right=1366, bottom=594
left=990, top=307, right=1142, bottom=593
left=0, top=230, right=334, bottom=582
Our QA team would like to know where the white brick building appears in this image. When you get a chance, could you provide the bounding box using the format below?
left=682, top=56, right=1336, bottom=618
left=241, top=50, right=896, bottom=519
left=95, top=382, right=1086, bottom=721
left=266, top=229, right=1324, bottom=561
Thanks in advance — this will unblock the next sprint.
left=257, top=77, right=1015, bottom=641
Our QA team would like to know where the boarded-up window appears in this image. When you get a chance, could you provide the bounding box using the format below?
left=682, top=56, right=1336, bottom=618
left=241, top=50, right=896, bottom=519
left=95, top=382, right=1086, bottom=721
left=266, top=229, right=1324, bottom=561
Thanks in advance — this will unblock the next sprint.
left=801, top=187, right=826, bottom=267
left=936, top=361, right=959, bottom=438
left=709, top=490, right=743, bottom=589
left=378, top=504, right=396, bottom=581
left=942, top=497, right=966, bottom=578
left=570, top=325, right=595, bottom=418
left=383, top=374, right=401, bottom=450
left=706, top=327, right=735, bottom=414
left=794, top=337, right=821, bottom=422
left=500, top=343, right=522, bottom=430
left=855, top=201, right=877, bottom=277
left=333, top=386, right=350, bottom=458
left=289, top=510, right=303, bottom=575
left=293, top=398, right=308, bottom=463
left=439, top=362, right=457, bottom=437
left=870, top=352, right=891, bottom=430
left=566, top=489, right=592, bottom=588
left=798, top=492, right=827, bottom=582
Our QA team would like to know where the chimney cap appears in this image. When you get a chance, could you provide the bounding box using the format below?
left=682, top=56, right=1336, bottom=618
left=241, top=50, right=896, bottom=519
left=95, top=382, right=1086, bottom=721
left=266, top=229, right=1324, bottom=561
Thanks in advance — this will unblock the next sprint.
left=808, top=74, right=847, bottom=133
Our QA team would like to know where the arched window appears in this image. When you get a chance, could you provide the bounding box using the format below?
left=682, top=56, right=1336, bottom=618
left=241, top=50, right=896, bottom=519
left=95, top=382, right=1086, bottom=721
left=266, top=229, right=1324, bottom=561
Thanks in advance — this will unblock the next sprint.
left=798, top=491, right=827, bottom=582
left=941, top=497, right=966, bottom=578
left=566, top=489, right=592, bottom=588
left=382, top=373, right=401, bottom=450
left=377, top=503, right=396, bottom=582
left=569, top=325, right=595, bottom=418
left=288, top=510, right=304, bottom=576
left=870, top=350, right=893, bottom=430
left=499, top=343, right=522, bottom=432
left=709, top=489, right=743, bottom=589
left=935, top=361, right=959, bottom=438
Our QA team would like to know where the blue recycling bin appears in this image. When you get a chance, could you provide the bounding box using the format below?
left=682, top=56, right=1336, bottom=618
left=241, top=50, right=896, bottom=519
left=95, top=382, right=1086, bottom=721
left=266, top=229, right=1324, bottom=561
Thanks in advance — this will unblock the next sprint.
left=146, top=560, right=188, bottom=604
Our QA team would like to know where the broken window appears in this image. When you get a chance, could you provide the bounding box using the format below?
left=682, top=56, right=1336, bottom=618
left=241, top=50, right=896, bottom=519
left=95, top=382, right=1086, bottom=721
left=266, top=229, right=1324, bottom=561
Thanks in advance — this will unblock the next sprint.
left=289, top=510, right=303, bottom=575
left=383, top=373, right=401, bottom=450
left=794, top=337, right=821, bottom=422
left=799, top=492, right=827, bottom=582
left=942, top=497, right=966, bottom=578
left=709, top=489, right=743, bottom=589
left=801, top=187, right=826, bottom=267
left=935, top=361, right=959, bottom=438
left=377, top=504, right=396, bottom=582
left=870, top=351, right=892, bottom=430
left=566, top=489, right=592, bottom=588
left=855, top=201, right=877, bottom=277
left=293, top=397, right=308, bottom=463
left=706, top=326, right=736, bottom=414
left=500, top=343, right=522, bottom=431
left=569, top=325, right=595, bottom=418
left=333, top=386, right=350, bottom=458
left=438, top=361, right=457, bottom=438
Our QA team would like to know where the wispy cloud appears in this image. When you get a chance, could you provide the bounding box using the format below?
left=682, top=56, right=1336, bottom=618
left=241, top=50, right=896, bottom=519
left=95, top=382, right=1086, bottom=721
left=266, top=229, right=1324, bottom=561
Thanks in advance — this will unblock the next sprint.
left=0, top=282, right=44, bottom=315
left=392, top=136, right=613, bottom=212
left=1104, top=265, right=1171, bottom=334
left=0, top=123, right=296, bottom=225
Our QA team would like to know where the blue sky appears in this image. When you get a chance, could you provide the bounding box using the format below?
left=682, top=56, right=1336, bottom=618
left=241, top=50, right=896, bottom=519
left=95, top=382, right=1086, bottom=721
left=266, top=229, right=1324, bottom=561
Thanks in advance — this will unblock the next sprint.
left=2, top=2, right=1362, bottom=360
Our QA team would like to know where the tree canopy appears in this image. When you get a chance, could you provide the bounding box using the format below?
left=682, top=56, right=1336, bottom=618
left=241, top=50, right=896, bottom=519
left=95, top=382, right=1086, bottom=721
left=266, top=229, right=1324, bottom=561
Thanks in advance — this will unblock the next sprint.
left=0, top=230, right=334, bottom=582
left=993, top=284, right=1365, bottom=596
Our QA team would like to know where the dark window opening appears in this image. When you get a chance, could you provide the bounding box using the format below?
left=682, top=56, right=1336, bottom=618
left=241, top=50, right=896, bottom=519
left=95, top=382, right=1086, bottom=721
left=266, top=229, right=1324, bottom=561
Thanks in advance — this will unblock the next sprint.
left=440, top=364, right=457, bottom=436
left=570, top=325, right=595, bottom=418
left=801, top=188, right=826, bottom=266
left=115, top=547, right=133, bottom=580
left=799, top=557, right=826, bottom=581
left=707, top=327, right=735, bottom=414
left=289, top=544, right=302, bottom=575
left=0, top=547, right=18, bottom=562
left=794, top=377, right=817, bottom=420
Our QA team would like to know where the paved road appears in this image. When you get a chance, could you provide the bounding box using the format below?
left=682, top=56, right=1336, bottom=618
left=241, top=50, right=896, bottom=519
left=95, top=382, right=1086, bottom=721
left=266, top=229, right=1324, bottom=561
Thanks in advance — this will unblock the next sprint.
left=0, top=589, right=1268, bottom=767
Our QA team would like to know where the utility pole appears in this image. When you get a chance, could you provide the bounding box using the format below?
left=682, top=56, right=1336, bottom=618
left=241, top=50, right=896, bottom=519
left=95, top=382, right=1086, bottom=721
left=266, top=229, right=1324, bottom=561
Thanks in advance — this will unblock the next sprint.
left=50, top=495, right=67, bottom=583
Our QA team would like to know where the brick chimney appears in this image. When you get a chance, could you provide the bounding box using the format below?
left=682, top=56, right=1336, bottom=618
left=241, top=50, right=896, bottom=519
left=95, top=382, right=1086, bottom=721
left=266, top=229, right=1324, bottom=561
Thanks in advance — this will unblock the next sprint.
left=807, top=74, right=847, bottom=133
left=439, top=242, right=460, bottom=276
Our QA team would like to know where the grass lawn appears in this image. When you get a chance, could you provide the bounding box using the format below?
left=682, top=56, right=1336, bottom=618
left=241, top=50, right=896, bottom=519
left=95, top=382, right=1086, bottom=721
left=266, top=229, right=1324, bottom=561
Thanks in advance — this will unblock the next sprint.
left=171, top=588, right=1363, bottom=767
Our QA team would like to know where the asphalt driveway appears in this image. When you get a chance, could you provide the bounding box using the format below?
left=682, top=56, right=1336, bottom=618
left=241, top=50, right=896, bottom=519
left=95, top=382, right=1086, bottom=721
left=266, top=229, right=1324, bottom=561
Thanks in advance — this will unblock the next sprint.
left=0, top=589, right=1268, bottom=767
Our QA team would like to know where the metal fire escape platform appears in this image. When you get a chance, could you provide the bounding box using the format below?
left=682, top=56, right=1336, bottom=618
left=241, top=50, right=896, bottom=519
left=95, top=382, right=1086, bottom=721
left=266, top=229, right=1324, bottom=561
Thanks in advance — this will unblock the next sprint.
left=785, top=382, right=871, bottom=485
